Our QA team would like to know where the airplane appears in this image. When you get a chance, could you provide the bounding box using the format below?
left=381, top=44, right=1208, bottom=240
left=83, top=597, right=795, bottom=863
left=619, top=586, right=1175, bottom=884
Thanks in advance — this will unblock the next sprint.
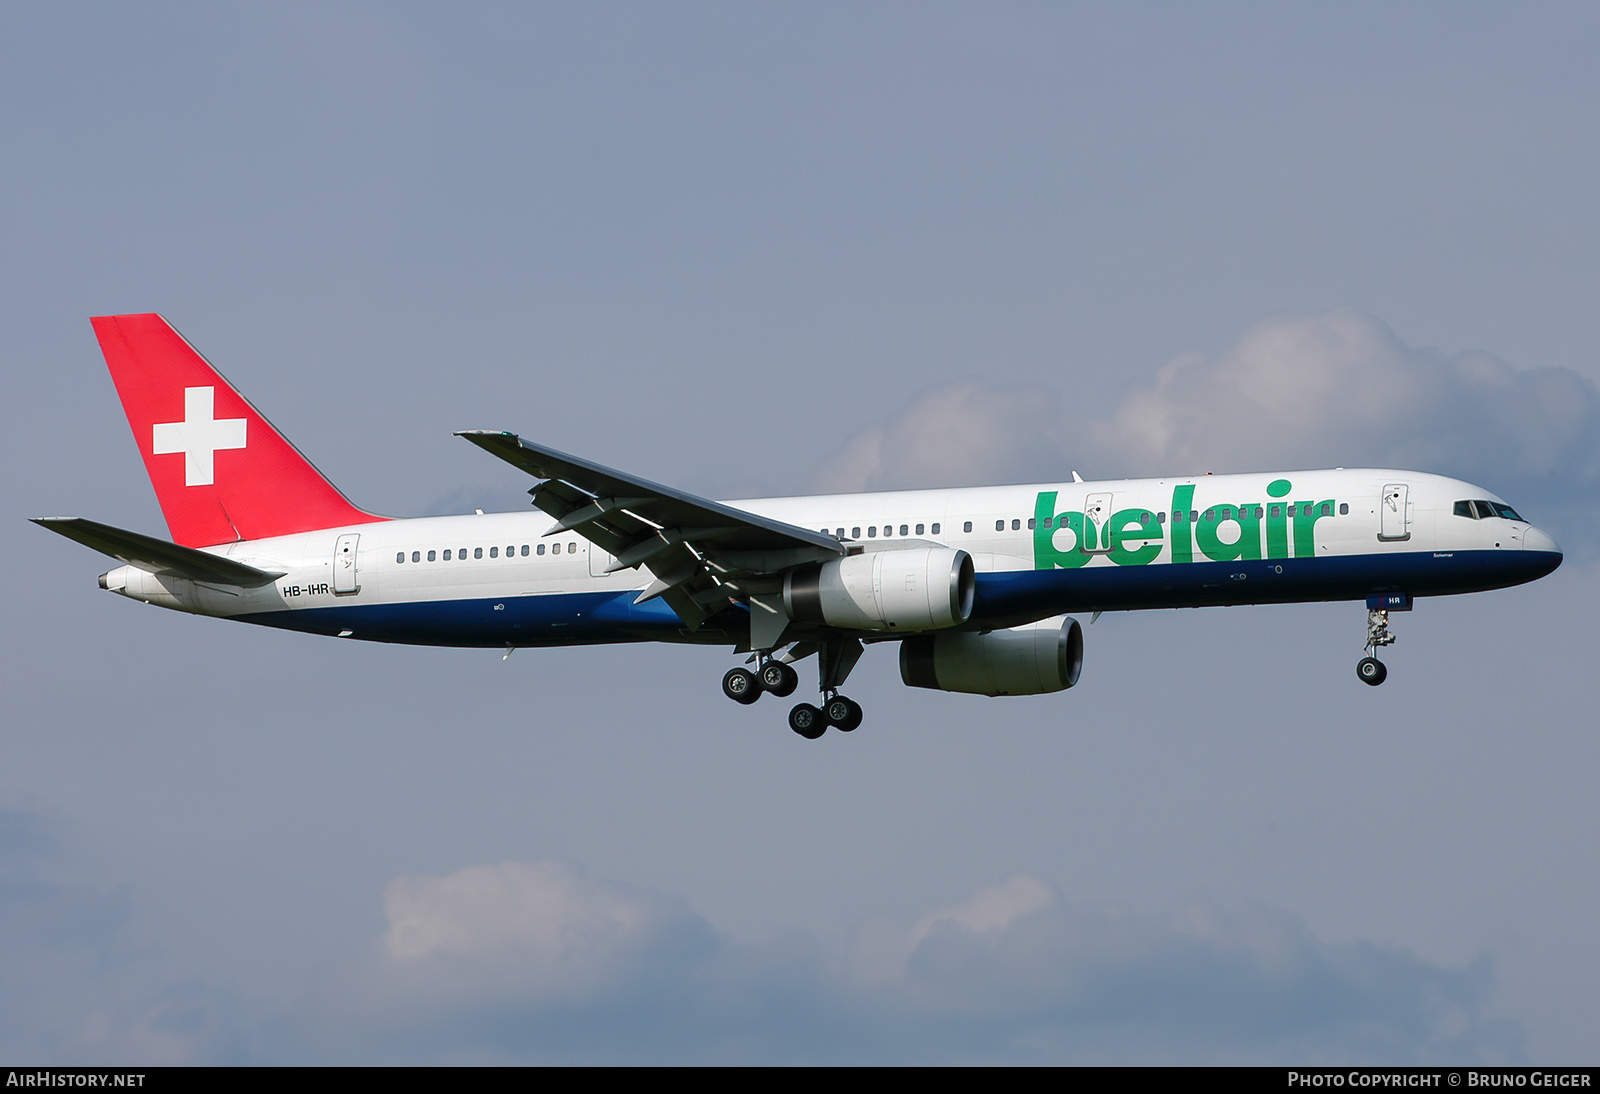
left=35, top=314, right=1564, bottom=738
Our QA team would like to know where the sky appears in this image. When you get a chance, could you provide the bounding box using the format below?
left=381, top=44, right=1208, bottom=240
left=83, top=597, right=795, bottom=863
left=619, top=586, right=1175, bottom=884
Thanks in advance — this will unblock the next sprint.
left=4, top=2, right=1598, bottom=1065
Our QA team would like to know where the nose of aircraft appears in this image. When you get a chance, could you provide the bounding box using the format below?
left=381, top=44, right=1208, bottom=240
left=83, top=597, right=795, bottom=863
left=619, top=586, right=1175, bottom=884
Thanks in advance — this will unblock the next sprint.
left=1521, top=526, right=1563, bottom=580
left=1523, top=526, right=1562, bottom=555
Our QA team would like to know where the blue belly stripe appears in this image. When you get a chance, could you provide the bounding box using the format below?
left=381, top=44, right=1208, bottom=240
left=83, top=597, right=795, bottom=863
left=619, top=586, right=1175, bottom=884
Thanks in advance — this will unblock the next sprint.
left=238, top=549, right=1561, bottom=648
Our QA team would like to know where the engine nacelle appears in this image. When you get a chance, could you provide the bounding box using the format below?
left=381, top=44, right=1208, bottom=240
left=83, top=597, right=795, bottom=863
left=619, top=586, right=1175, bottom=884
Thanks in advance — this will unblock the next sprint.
left=899, top=615, right=1084, bottom=696
left=784, top=547, right=975, bottom=632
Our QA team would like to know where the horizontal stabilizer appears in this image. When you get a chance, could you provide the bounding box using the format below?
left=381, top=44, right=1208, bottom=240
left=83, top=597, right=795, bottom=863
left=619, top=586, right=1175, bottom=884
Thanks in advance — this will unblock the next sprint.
left=32, top=517, right=285, bottom=587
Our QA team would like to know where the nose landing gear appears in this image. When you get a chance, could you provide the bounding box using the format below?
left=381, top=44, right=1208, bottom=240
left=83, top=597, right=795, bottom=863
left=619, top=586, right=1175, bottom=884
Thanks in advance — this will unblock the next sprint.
left=1356, top=606, right=1397, bottom=686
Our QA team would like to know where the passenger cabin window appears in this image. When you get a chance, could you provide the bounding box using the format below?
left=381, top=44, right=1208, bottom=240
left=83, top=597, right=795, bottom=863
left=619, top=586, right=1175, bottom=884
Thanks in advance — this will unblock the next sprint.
left=963, top=522, right=972, bottom=533
left=427, top=550, right=436, bottom=562
left=396, top=552, right=404, bottom=564
left=931, top=523, right=940, bottom=534
left=537, top=544, right=546, bottom=555
left=444, top=549, right=452, bottom=561
left=900, top=524, right=908, bottom=536
left=916, top=523, right=925, bottom=535
left=995, top=520, right=1004, bottom=532
left=411, top=551, right=420, bottom=563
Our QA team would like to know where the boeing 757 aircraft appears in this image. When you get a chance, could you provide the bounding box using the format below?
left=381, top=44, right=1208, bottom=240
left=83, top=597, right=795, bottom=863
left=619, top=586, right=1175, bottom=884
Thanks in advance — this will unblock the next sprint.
left=36, top=315, right=1563, bottom=738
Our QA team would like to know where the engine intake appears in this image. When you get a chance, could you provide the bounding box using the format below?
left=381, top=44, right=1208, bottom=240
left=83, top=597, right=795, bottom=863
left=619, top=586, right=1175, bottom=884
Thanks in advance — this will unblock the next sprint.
left=900, top=615, right=1084, bottom=696
left=784, top=547, right=975, bottom=632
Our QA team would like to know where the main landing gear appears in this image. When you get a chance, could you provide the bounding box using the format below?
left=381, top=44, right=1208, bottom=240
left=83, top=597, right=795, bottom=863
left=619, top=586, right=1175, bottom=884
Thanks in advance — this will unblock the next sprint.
left=721, top=638, right=866, bottom=739
left=1356, top=607, right=1396, bottom=686
left=721, top=661, right=799, bottom=705
left=786, top=693, right=863, bottom=739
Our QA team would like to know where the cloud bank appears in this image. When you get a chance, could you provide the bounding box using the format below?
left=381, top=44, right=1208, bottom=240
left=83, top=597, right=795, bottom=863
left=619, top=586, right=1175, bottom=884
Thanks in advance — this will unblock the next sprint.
left=278, top=860, right=1522, bottom=1065
left=810, top=311, right=1600, bottom=550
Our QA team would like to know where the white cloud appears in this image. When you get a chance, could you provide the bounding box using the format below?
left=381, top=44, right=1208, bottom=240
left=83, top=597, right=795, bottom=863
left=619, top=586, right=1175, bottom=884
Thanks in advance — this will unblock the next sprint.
left=809, top=381, right=1070, bottom=493
left=294, top=861, right=1522, bottom=1064
left=376, top=860, right=718, bottom=1005
left=1091, top=311, right=1600, bottom=491
left=812, top=311, right=1600, bottom=547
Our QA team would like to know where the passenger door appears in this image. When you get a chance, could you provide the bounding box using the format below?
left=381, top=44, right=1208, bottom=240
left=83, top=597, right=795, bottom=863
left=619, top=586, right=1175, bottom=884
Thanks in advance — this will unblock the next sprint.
left=333, top=533, right=361, bottom=594
left=1378, top=484, right=1410, bottom=542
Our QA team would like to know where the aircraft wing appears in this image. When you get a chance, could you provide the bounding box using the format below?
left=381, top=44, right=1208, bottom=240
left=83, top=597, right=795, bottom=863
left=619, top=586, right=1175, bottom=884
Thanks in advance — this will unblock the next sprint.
left=33, top=517, right=286, bottom=587
left=457, top=431, right=846, bottom=630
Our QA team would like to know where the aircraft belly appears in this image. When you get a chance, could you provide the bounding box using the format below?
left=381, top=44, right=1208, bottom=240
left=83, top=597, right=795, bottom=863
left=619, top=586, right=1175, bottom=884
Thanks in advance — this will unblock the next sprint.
left=969, top=548, right=1558, bottom=623
left=236, top=588, right=702, bottom=648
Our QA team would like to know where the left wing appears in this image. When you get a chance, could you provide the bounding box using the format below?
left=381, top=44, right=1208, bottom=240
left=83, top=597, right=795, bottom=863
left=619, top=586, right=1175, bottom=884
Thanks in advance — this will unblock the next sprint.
left=457, top=431, right=847, bottom=632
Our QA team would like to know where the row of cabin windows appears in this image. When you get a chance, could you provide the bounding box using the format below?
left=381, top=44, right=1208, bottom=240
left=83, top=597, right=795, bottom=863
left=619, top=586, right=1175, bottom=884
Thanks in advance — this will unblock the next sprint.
left=396, top=541, right=580, bottom=564
left=397, top=502, right=1356, bottom=563
left=820, top=506, right=1350, bottom=541
left=818, top=523, right=942, bottom=539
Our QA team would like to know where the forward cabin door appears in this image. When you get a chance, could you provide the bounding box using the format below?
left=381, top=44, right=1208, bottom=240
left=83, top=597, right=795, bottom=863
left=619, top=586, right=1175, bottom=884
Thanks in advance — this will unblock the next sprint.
left=1083, top=493, right=1113, bottom=554
left=1378, top=484, right=1411, bottom=542
left=333, top=533, right=361, bottom=594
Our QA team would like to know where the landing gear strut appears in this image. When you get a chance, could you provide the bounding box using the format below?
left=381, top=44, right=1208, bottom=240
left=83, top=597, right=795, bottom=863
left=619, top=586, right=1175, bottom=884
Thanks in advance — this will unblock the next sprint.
left=1357, top=607, right=1396, bottom=686
left=724, top=639, right=866, bottom=739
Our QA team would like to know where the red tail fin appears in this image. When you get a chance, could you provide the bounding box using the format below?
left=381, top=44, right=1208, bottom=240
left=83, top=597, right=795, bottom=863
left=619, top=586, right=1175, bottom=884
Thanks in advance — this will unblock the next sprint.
left=92, top=314, right=387, bottom=547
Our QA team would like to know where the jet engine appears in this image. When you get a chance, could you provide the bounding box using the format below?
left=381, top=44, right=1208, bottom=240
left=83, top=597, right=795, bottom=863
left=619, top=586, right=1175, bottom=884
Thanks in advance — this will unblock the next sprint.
left=783, top=547, right=975, bottom=632
left=899, top=615, right=1084, bottom=696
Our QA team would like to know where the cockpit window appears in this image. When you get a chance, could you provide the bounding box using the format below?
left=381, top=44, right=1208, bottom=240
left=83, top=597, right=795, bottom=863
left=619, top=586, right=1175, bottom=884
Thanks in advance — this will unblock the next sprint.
left=1455, top=499, right=1526, bottom=522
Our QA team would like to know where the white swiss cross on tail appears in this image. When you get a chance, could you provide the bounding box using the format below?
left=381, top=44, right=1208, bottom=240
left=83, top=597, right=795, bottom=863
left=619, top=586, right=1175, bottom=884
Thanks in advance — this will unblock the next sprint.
left=151, top=386, right=247, bottom=486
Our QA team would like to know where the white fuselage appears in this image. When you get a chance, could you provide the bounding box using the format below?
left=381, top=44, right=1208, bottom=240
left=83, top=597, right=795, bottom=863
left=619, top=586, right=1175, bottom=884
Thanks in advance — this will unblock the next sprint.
left=100, top=468, right=1563, bottom=650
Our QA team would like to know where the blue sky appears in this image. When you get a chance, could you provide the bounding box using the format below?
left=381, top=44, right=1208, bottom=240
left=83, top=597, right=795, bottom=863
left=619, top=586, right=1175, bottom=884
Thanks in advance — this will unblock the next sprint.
left=5, top=3, right=1598, bottom=1063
